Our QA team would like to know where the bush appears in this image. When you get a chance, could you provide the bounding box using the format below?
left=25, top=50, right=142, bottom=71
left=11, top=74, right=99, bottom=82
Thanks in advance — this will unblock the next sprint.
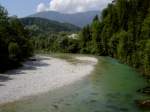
left=8, top=42, right=20, bottom=61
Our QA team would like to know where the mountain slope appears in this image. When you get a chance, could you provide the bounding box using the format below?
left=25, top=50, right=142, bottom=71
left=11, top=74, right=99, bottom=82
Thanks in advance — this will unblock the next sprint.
left=29, top=11, right=100, bottom=27
left=20, top=17, right=80, bottom=35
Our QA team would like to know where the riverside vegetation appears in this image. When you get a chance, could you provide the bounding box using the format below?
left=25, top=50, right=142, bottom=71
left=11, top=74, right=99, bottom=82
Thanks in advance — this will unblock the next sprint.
left=28, top=0, right=150, bottom=78
left=0, top=0, right=150, bottom=110
left=0, top=6, right=33, bottom=72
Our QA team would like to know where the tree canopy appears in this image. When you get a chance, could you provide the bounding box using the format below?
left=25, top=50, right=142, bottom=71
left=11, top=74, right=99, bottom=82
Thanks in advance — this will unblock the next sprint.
left=79, top=0, right=150, bottom=76
left=0, top=5, right=33, bottom=72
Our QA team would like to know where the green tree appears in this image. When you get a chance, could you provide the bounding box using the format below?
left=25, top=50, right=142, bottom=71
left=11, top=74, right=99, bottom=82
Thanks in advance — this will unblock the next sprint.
left=91, top=16, right=101, bottom=54
left=141, top=11, right=150, bottom=40
left=0, top=5, right=33, bottom=72
left=143, top=40, right=150, bottom=75
left=8, top=42, right=20, bottom=60
left=117, top=31, right=132, bottom=62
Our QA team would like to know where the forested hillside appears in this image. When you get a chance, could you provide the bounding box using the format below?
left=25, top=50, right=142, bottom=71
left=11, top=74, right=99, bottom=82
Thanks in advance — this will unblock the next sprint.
left=0, top=5, right=33, bottom=72
left=29, top=11, right=100, bottom=27
left=20, top=17, right=80, bottom=36
left=80, top=0, right=150, bottom=77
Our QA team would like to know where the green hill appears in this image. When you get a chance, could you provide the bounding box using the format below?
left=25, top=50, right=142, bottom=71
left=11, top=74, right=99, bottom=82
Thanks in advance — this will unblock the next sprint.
left=29, top=11, right=100, bottom=27
left=20, top=17, right=80, bottom=35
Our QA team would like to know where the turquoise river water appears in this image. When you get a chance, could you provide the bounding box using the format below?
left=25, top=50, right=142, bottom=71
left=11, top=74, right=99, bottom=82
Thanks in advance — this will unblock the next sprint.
left=0, top=56, right=149, bottom=112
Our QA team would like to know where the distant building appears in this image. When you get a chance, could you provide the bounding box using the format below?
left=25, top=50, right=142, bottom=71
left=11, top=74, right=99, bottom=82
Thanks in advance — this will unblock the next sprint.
left=68, top=33, right=78, bottom=39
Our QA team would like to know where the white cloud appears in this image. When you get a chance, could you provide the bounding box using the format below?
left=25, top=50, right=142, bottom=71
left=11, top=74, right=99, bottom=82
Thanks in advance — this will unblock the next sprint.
left=37, top=3, right=47, bottom=12
left=36, top=0, right=112, bottom=13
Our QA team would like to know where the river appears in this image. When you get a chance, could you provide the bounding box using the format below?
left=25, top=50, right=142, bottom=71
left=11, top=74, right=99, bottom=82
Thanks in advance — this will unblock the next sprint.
left=0, top=56, right=149, bottom=112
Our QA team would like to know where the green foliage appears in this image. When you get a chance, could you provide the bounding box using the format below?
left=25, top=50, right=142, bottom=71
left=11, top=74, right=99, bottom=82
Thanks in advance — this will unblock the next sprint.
left=141, top=12, right=150, bottom=39
left=91, top=18, right=101, bottom=54
left=0, top=5, right=8, bottom=20
left=108, top=33, right=119, bottom=57
left=78, top=0, right=150, bottom=76
left=31, top=32, right=80, bottom=53
left=117, top=31, right=132, bottom=62
left=0, top=5, right=33, bottom=72
left=20, top=17, right=80, bottom=36
left=8, top=42, right=20, bottom=60
left=143, top=40, right=150, bottom=75
left=79, top=25, right=92, bottom=53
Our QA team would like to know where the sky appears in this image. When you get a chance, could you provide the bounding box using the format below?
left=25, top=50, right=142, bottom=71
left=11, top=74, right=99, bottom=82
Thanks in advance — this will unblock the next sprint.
left=0, top=0, right=112, bottom=17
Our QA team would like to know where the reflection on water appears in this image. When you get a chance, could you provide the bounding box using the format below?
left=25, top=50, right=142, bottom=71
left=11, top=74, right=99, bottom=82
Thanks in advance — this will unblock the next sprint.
left=0, top=56, right=149, bottom=112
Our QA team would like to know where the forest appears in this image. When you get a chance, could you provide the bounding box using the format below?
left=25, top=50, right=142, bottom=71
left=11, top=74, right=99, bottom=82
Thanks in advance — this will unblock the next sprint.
left=0, top=5, right=33, bottom=72
left=80, top=0, right=150, bottom=77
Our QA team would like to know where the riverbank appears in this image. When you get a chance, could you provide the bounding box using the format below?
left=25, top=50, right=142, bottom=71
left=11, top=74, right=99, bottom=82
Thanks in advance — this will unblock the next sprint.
left=0, top=55, right=148, bottom=112
left=0, top=55, right=98, bottom=104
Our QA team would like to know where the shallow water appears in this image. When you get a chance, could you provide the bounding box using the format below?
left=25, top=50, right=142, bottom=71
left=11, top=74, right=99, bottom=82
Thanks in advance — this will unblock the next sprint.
left=0, top=56, right=149, bottom=112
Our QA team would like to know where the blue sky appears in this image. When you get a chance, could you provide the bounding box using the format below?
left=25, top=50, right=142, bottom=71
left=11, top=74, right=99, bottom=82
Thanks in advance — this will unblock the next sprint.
left=0, top=0, right=112, bottom=17
left=0, top=0, right=49, bottom=17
